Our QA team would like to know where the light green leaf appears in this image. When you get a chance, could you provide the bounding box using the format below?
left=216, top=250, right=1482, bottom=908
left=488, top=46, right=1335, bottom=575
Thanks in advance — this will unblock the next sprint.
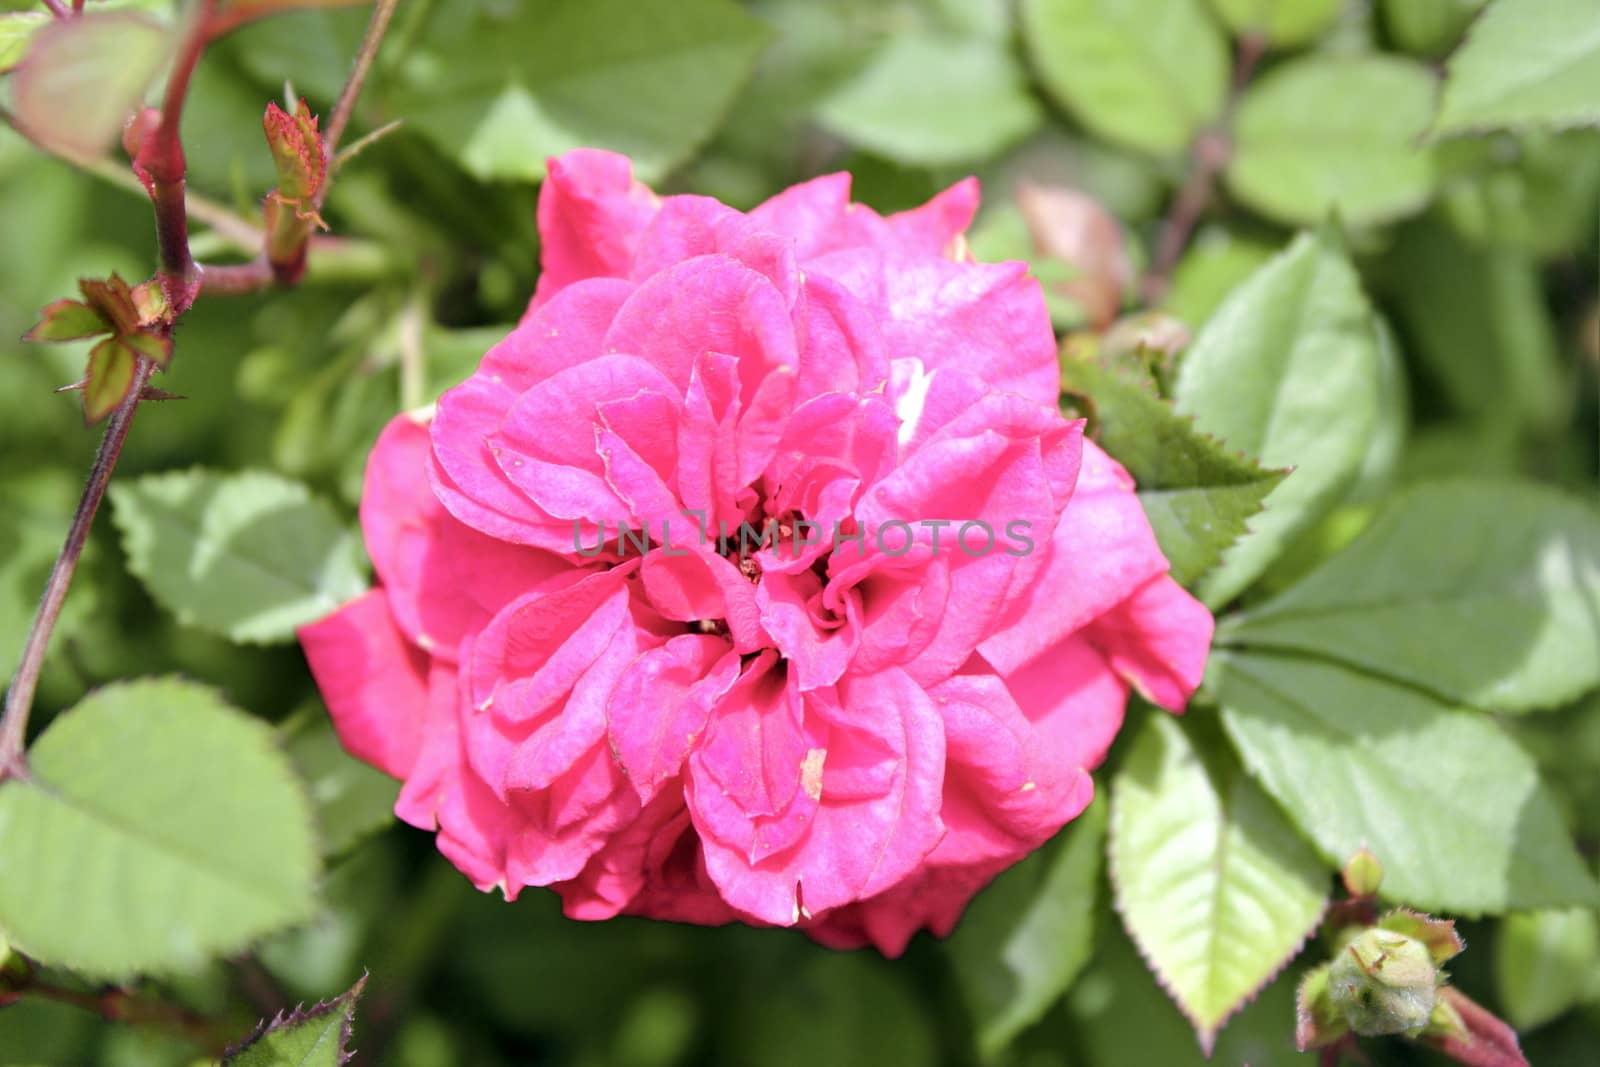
left=1377, top=216, right=1565, bottom=427
left=225, top=974, right=365, bottom=1067
left=0, top=11, right=48, bottom=72
left=1060, top=355, right=1287, bottom=587
left=947, top=795, right=1106, bottom=1061
left=1173, top=229, right=1379, bottom=608
left=1227, top=55, right=1437, bottom=227
left=1110, top=713, right=1327, bottom=1052
left=816, top=31, right=1041, bottom=165
left=1433, top=0, right=1600, bottom=136
left=1380, top=0, right=1485, bottom=57
left=1212, top=651, right=1600, bottom=915
left=1495, top=909, right=1600, bottom=1030
left=0, top=679, right=319, bottom=979
left=10, top=12, right=172, bottom=159
left=1344, top=316, right=1408, bottom=507
left=282, top=708, right=398, bottom=859
left=110, top=469, right=368, bottom=645
left=1207, top=0, right=1340, bottom=47
left=1021, top=0, right=1230, bottom=157
left=1221, top=481, right=1600, bottom=712
left=386, top=0, right=770, bottom=183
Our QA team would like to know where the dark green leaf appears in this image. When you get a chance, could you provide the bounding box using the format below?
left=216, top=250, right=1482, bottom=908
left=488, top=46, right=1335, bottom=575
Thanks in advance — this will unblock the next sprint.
left=386, top=0, right=770, bottom=183
left=0, top=679, right=320, bottom=978
left=109, top=469, right=369, bottom=644
left=1432, top=0, right=1600, bottom=137
left=1172, top=229, right=1380, bottom=607
left=1212, top=650, right=1600, bottom=915
left=1376, top=216, right=1566, bottom=427
left=1020, top=0, right=1230, bottom=157
left=1110, top=713, right=1326, bottom=1052
left=1221, top=481, right=1600, bottom=712
left=1061, top=355, right=1286, bottom=587
left=947, top=795, right=1106, bottom=1061
left=1227, top=55, right=1438, bottom=227
left=282, top=707, right=398, bottom=859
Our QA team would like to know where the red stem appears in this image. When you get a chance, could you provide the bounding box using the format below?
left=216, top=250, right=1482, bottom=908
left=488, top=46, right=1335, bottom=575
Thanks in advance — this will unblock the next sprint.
left=133, top=1, right=218, bottom=315
left=2, top=954, right=234, bottom=1055
left=0, top=358, right=155, bottom=780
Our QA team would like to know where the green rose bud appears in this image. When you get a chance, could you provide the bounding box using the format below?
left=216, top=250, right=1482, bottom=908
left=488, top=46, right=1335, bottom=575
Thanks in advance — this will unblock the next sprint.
left=1328, top=927, right=1439, bottom=1036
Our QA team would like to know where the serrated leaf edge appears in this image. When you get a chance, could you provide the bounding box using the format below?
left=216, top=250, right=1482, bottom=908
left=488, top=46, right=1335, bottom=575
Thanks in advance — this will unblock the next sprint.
left=224, top=972, right=368, bottom=1065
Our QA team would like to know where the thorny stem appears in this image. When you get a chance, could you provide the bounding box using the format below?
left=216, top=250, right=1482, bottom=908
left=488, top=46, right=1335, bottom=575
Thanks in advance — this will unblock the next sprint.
left=0, top=358, right=155, bottom=781
left=1, top=952, right=235, bottom=1055
left=0, top=0, right=402, bottom=780
left=135, top=0, right=219, bottom=315
left=321, top=0, right=402, bottom=200
left=1141, top=32, right=1268, bottom=305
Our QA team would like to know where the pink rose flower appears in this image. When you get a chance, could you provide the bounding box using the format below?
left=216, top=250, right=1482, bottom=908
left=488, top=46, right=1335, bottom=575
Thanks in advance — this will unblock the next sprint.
left=299, top=150, right=1213, bottom=955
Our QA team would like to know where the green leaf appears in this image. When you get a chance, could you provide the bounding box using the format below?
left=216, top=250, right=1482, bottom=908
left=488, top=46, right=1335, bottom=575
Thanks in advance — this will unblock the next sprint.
left=0, top=12, right=49, bottom=74
left=1376, top=216, right=1565, bottom=427
left=946, top=795, right=1106, bottom=1061
left=1110, top=713, right=1327, bottom=1052
left=0, top=679, right=319, bottom=979
left=1227, top=55, right=1438, bottom=227
left=10, top=12, right=172, bottom=159
left=1060, top=355, right=1287, bottom=587
left=1221, top=481, right=1600, bottom=713
left=109, top=469, right=368, bottom=645
left=1438, top=132, right=1600, bottom=256
left=83, top=337, right=136, bottom=424
left=22, top=298, right=110, bottom=343
left=1380, top=0, right=1485, bottom=57
left=1212, top=650, right=1600, bottom=915
left=225, top=974, right=366, bottom=1066
left=816, top=31, right=1041, bottom=166
left=1207, top=0, right=1341, bottom=47
left=1020, top=0, right=1230, bottom=157
left=1432, top=0, right=1600, bottom=137
left=386, top=0, right=770, bottom=183
left=281, top=707, right=398, bottom=859
left=1172, top=229, right=1380, bottom=608
left=1494, top=909, right=1600, bottom=1030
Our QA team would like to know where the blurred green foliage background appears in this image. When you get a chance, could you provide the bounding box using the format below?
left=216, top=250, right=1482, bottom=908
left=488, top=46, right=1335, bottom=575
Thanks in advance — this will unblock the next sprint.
left=1, top=0, right=1597, bottom=1064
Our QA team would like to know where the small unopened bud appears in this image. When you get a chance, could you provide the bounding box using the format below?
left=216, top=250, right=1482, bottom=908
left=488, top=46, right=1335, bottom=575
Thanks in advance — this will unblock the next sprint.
left=1342, top=847, right=1383, bottom=898
left=263, top=99, right=326, bottom=203
left=1329, top=927, right=1439, bottom=1036
left=261, top=98, right=329, bottom=284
